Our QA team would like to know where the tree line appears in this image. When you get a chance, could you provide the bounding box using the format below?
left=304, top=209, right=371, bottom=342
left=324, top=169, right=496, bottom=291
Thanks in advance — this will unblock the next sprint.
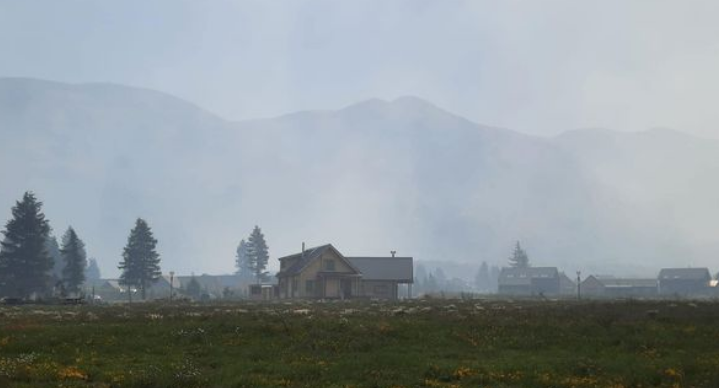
left=0, top=191, right=274, bottom=301
left=0, top=192, right=161, bottom=300
left=414, top=241, right=531, bottom=294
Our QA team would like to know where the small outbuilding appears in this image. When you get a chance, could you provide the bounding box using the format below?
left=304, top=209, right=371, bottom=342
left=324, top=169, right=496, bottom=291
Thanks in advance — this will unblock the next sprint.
left=581, top=276, right=657, bottom=298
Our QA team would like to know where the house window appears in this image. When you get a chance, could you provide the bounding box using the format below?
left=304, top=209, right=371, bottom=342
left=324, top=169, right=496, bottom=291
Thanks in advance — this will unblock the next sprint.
left=325, top=259, right=335, bottom=271
left=306, top=280, right=315, bottom=293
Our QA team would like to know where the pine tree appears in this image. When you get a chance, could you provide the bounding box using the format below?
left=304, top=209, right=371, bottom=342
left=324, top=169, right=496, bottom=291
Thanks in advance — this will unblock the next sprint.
left=60, top=227, right=87, bottom=295
left=46, top=234, right=63, bottom=282
left=235, top=239, right=252, bottom=279
left=85, top=258, right=101, bottom=281
left=118, top=218, right=161, bottom=301
left=508, top=241, right=530, bottom=268
left=0, top=192, right=53, bottom=299
left=246, top=226, right=269, bottom=283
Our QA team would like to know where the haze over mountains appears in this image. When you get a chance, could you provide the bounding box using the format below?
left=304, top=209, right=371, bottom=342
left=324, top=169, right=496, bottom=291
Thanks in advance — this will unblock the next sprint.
left=1, top=77, right=717, bottom=278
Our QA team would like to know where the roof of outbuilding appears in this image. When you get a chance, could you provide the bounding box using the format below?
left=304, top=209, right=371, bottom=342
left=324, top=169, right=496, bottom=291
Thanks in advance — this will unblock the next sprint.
left=347, top=257, right=414, bottom=283
left=658, top=268, right=711, bottom=280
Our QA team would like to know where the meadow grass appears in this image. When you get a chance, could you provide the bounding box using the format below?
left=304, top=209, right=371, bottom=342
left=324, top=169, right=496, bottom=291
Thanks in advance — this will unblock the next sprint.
left=0, top=299, right=718, bottom=387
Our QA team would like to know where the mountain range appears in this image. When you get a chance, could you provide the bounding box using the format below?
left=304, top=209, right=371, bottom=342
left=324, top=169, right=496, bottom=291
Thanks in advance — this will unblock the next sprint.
left=1, top=77, right=718, bottom=277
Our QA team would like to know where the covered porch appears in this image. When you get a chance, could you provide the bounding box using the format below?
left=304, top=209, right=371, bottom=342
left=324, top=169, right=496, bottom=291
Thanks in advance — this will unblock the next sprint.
left=315, top=272, right=361, bottom=299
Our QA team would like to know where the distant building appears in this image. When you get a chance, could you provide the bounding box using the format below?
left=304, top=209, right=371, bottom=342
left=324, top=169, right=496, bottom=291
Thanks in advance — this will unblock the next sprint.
left=249, top=284, right=279, bottom=301
left=658, top=268, right=712, bottom=297
left=146, top=274, right=182, bottom=299
left=276, top=244, right=413, bottom=300
left=558, top=272, right=577, bottom=296
left=498, top=267, right=560, bottom=296
left=177, top=274, right=254, bottom=299
left=581, top=276, right=657, bottom=298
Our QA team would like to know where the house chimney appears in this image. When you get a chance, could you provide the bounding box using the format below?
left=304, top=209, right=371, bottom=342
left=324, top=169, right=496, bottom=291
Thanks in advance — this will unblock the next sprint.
left=391, top=250, right=397, bottom=258
left=302, top=242, right=306, bottom=258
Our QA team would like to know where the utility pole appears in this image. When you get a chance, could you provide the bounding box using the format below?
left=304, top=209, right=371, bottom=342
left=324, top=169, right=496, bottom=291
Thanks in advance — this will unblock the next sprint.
left=169, top=271, right=175, bottom=301
left=576, top=271, right=582, bottom=300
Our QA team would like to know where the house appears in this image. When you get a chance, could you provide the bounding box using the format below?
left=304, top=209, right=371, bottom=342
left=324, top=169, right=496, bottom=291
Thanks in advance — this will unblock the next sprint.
left=581, top=275, right=657, bottom=298
left=275, top=244, right=413, bottom=300
left=658, top=268, right=712, bottom=297
left=498, top=267, right=560, bottom=296
left=146, top=274, right=182, bottom=299
left=558, top=272, right=577, bottom=296
left=347, top=256, right=414, bottom=299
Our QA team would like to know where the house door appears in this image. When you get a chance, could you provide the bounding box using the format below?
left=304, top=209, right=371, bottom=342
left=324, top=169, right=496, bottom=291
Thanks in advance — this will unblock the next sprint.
left=341, top=279, right=352, bottom=299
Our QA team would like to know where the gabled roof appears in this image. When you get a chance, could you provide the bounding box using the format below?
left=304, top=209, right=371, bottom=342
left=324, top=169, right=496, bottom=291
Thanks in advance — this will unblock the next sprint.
left=347, top=257, right=413, bottom=283
left=102, top=280, right=122, bottom=290
left=559, top=272, right=576, bottom=286
left=658, top=268, right=711, bottom=280
left=154, top=274, right=181, bottom=289
left=499, top=267, right=559, bottom=286
left=276, top=244, right=360, bottom=277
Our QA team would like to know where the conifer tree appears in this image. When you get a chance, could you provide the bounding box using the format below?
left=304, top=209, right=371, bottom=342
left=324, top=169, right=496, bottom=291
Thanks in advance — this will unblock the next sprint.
left=235, top=239, right=252, bottom=279
left=85, top=258, right=101, bottom=281
left=118, top=218, right=161, bottom=300
left=0, top=192, right=53, bottom=298
left=46, top=234, right=63, bottom=283
left=246, top=225, right=269, bottom=283
left=508, top=241, right=530, bottom=268
left=60, top=227, right=87, bottom=295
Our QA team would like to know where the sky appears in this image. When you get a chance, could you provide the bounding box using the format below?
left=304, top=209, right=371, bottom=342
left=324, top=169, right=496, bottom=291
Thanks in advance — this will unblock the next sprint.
left=2, top=0, right=719, bottom=138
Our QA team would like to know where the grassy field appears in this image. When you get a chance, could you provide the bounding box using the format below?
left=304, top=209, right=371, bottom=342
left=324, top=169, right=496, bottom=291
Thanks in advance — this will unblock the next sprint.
left=0, top=299, right=718, bottom=388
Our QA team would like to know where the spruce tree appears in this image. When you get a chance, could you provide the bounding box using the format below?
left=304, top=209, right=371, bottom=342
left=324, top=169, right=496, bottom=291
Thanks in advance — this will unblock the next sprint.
left=235, top=239, right=252, bottom=279
left=0, top=192, right=53, bottom=299
left=118, top=218, right=161, bottom=300
left=60, top=227, right=87, bottom=295
left=246, top=225, right=269, bottom=283
left=46, top=234, right=63, bottom=283
left=85, top=258, right=101, bottom=281
left=508, top=241, right=530, bottom=268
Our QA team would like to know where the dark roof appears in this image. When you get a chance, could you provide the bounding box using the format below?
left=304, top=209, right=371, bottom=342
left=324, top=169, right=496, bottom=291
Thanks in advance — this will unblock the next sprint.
left=499, top=267, right=559, bottom=286
left=347, top=257, right=413, bottom=282
left=276, top=244, right=336, bottom=276
left=658, top=268, right=711, bottom=280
